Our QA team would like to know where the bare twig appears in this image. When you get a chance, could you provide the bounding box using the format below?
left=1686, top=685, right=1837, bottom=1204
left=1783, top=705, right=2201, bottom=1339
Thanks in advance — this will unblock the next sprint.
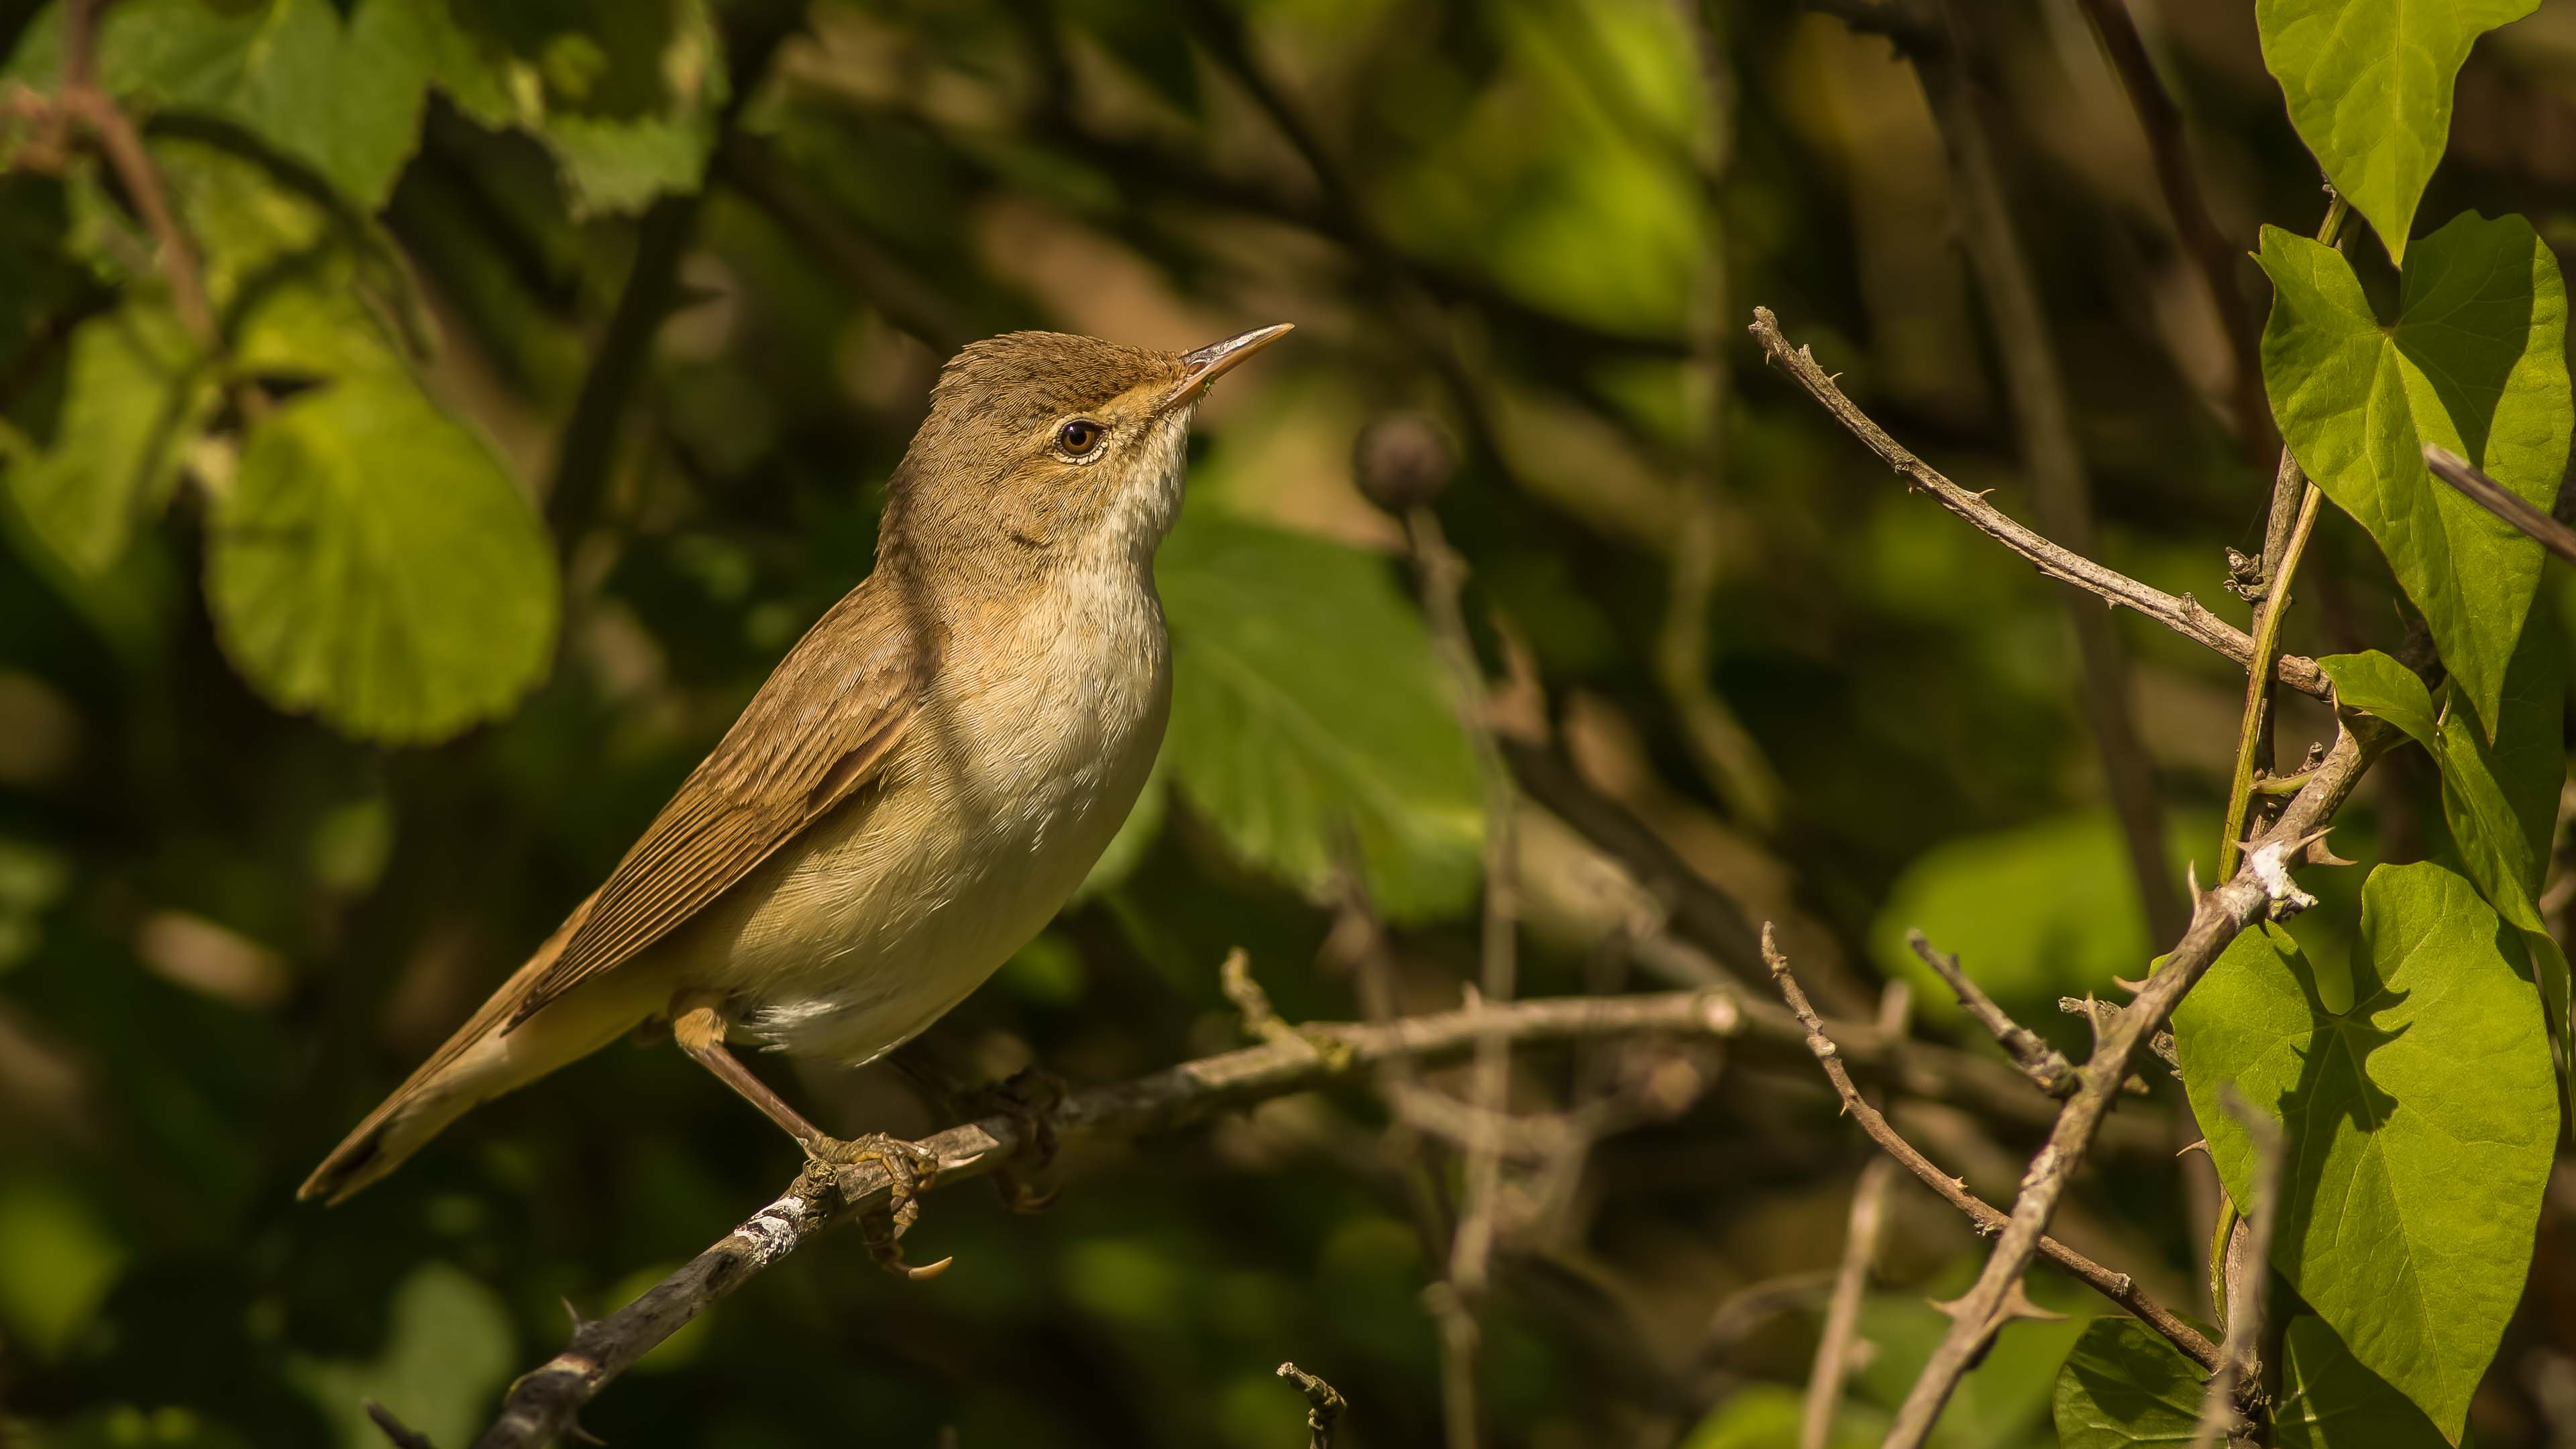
left=2426, top=445, right=2576, bottom=569
left=2068, top=0, right=2272, bottom=464
left=1909, top=931, right=2074, bottom=1097
left=367, top=1402, right=435, bottom=1449
left=1278, top=1362, right=1348, bottom=1449
left=1872, top=720, right=2385, bottom=1449
left=1745, top=309, right=2328, bottom=700
left=1764, top=928, right=2220, bottom=1375
left=2059, top=997, right=2178, bottom=1073
left=1802, top=983, right=1915, bottom=1449
left=470, top=987, right=1762, bottom=1449
left=1907, top=0, right=2184, bottom=946
left=1405, top=505, right=1521, bottom=1309
left=2190, top=1093, right=2285, bottom=1449
left=1658, top=0, right=1783, bottom=832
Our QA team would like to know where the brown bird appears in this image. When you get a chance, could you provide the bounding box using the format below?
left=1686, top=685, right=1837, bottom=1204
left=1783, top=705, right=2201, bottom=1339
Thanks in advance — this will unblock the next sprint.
left=301, top=325, right=1294, bottom=1260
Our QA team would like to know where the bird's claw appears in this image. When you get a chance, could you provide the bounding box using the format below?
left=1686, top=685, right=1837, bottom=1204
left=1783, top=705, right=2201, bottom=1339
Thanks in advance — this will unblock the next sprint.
left=814, top=1132, right=951, bottom=1281
left=968, top=1067, right=1066, bottom=1214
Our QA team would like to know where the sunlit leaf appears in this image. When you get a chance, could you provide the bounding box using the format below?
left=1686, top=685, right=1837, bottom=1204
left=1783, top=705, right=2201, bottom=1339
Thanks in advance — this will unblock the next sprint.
left=5, top=0, right=441, bottom=209
left=2314, top=651, right=2436, bottom=747
left=2257, top=212, right=2570, bottom=731
left=1157, top=510, right=1482, bottom=920
left=2255, top=0, right=2538, bottom=261
left=2174, top=862, right=2557, bottom=1439
left=2431, top=612, right=2570, bottom=1050
left=206, top=376, right=557, bottom=743
left=1, top=303, right=213, bottom=574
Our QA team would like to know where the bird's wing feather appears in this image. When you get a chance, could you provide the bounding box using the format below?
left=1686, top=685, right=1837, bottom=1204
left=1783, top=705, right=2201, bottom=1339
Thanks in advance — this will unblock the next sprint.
left=503, top=580, right=928, bottom=1028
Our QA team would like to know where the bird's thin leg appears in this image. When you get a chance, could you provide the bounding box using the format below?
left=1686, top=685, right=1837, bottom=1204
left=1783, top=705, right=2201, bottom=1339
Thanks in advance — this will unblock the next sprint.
left=669, top=991, right=950, bottom=1280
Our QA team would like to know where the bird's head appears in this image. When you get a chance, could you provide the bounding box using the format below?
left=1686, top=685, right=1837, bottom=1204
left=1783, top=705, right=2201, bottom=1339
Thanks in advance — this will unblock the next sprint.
left=885, top=324, right=1291, bottom=583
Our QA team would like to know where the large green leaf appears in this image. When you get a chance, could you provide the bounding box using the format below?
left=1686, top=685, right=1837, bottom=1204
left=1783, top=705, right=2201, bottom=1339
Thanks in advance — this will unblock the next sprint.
left=1, top=304, right=213, bottom=573
left=1157, top=510, right=1482, bottom=921
left=2051, top=1318, right=2203, bottom=1449
left=2174, top=862, right=2557, bottom=1439
left=206, top=376, right=558, bottom=743
left=2275, top=1316, right=2451, bottom=1448
left=5, top=0, right=440, bottom=209
left=2257, top=212, right=2571, bottom=731
left=2255, top=0, right=2538, bottom=262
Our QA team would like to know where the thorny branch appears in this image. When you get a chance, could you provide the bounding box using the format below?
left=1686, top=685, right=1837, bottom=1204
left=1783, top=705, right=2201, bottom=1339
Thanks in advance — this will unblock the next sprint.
left=1765, top=929, right=2220, bottom=1375
left=468, top=983, right=1906, bottom=1449
left=1909, top=931, right=2074, bottom=1098
left=1744, top=309, right=2329, bottom=701
left=1801, top=983, right=1915, bottom=1449
left=1872, top=716, right=2385, bottom=1449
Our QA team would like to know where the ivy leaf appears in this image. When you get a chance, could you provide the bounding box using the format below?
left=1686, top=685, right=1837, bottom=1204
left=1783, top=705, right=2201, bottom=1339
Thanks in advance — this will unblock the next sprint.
left=2051, top=1318, right=2204, bottom=1449
left=2314, top=651, right=2436, bottom=748
left=2275, top=1316, right=2451, bottom=1448
left=206, top=376, right=558, bottom=744
left=2257, top=212, right=2571, bottom=732
left=2174, top=862, right=2557, bottom=1440
left=5, top=0, right=439, bottom=209
left=1, top=304, right=214, bottom=574
left=1156, top=511, right=1483, bottom=921
left=2255, top=0, right=2538, bottom=262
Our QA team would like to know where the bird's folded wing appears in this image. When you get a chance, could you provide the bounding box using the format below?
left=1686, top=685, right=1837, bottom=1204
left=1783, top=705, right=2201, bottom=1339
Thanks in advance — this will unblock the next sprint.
left=503, top=583, right=926, bottom=1028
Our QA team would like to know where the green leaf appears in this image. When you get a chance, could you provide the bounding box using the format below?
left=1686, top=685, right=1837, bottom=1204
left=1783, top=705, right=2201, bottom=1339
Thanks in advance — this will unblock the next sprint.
left=2173, top=862, right=2557, bottom=1439
left=287, top=1263, right=514, bottom=1449
left=2315, top=651, right=2436, bottom=748
left=2432, top=610, right=2571, bottom=1047
left=423, top=0, right=728, bottom=216
left=1, top=304, right=214, bottom=573
left=2276, top=1315, right=2451, bottom=1448
left=206, top=375, right=558, bottom=743
left=6, top=0, right=441, bottom=209
left=1157, top=510, right=1483, bottom=921
left=2257, top=213, right=2571, bottom=729
left=2051, top=1317, right=2204, bottom=1449
left=2255, top=0, right=2537, bottom=262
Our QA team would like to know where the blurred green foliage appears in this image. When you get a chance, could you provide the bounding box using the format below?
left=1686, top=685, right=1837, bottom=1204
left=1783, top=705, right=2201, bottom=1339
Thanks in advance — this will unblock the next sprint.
left=1, top=0, right=2574, bottom=1446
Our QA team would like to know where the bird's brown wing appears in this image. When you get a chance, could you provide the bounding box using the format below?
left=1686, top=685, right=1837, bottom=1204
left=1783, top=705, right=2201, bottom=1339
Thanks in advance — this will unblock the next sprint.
left=502, top=580, right=928, bottom=1029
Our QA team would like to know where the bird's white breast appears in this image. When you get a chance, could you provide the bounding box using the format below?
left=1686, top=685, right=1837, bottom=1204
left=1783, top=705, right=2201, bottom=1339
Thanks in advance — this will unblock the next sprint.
left=692, top=425, right=1187, bottom=1065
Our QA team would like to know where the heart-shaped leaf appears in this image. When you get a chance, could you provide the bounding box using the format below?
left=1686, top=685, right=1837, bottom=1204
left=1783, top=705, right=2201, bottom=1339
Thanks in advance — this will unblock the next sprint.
left=2257, top=211, right=2570, bottom=731
left=2256, top=0, right=2538, bottom=262
left=2174, top=861, right=2557, bottom=1439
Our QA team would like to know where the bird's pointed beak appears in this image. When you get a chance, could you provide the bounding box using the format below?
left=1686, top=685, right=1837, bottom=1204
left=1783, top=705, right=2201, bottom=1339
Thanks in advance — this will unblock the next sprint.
left=1161, top=323, right=1294, bottom=413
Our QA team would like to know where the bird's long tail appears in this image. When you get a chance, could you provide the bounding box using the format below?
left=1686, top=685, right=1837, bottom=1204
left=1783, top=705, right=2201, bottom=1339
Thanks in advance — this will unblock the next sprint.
left=300, top=894, right=656, bottom=1205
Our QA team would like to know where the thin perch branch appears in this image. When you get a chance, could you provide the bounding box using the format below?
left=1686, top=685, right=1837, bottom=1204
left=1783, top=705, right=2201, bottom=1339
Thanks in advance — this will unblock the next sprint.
left=2426, top=445, right=2576, bottom=568
left=1745, top=309, right=2329, bottom=701
left=1908, top=931, right=2074, bottom=1098
left=1765, top=929, right=2220, bottom=1375
left=472, top=987, right=1785, bottom=1449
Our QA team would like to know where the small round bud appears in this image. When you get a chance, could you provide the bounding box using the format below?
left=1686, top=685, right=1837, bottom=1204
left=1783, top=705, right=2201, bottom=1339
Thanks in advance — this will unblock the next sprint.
left=1352, top=412, right=1457, bottom=514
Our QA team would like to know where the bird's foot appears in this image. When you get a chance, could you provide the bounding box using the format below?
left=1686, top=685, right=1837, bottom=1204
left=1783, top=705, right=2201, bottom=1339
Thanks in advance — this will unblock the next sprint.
left=960, top=1067, right=1067, bottom=1214
left=814, top=1133, right=951, bottom=1281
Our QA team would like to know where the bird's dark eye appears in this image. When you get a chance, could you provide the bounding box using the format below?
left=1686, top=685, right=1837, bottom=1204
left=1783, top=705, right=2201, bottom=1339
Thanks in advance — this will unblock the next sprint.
left=1055, top=419, right=1106, bottom=458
